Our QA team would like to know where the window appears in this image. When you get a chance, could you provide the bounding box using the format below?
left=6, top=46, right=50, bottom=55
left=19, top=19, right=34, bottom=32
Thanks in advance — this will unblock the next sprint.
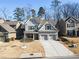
left=27, top=34, right=33, bottom=38
left=28, top=26, right=34, bottom=30
left=67, top=23, right=75, bottom=27
left=45, top=24, right=51, bottom=30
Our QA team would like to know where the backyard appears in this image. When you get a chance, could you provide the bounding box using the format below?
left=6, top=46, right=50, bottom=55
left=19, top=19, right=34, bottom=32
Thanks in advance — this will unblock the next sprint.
left=0, top=40, right=45, bottom=58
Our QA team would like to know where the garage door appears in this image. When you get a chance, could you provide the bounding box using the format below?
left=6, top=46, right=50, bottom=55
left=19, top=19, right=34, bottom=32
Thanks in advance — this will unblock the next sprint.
left=49, top=35, right=56, bottom=40
left=41, top=35, right=48, bottom=40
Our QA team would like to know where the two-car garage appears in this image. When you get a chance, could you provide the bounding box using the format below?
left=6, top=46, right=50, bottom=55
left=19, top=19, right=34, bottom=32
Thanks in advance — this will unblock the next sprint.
left=39, top=32, right=58, bottom=40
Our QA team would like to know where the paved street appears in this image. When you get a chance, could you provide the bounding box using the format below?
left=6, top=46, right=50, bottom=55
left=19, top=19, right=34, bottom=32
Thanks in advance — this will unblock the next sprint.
left=40, top=40, right=74, bottom=57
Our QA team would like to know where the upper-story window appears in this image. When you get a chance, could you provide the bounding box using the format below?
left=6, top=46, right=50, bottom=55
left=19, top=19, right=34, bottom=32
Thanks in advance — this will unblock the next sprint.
left=28, top=26, right=35, bottom=30
left=67, top=23, right=75, bottom=27
left=45, top=24, right=51, bottom=30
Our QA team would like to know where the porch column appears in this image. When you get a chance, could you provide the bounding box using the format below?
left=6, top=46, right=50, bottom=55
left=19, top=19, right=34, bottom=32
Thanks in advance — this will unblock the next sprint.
left=24, top=33, right=26, bottom=39
left=33, top=34, right=34, bottom=40
left=75, top=30, right=77, bottom=36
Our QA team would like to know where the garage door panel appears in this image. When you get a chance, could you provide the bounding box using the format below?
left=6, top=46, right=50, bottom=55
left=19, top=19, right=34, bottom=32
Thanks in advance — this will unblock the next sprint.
left=41, top=35, right=48, bottom=40
left=49, top=35, right=56, bottom=40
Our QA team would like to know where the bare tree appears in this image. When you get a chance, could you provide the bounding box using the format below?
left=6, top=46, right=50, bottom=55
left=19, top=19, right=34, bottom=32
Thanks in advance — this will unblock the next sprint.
left=44, top=7, right=52, bottom=20
left=0, top=8, right=9, bottom=19
left=51, top=0, right=61, bottom=20
left=60, top=3, right=79, bottom=18
left=23, top=6, right=32, bottom=20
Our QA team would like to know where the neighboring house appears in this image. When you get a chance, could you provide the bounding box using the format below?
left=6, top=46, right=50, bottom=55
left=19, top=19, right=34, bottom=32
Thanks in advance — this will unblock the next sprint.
left=24, top=17, right=58, bottom=40
left=0, top=23, right=16, bottom=41
left=16, top=24, right=25, bottom=39
left=56, top=17, right=79, bottom=37
left=4, top=20, right=23, bottom=39
left=0, top=32, right=5, bottom=41
left=4, top=20, right=21, bottom=29
left=65, top=17, right=79, bottom=36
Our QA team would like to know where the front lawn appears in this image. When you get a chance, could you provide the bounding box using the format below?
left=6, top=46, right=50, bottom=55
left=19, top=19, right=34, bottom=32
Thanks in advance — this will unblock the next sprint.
left=0, top=40, right=45, bottom=58
left=60, top=37, right=79, bottom=55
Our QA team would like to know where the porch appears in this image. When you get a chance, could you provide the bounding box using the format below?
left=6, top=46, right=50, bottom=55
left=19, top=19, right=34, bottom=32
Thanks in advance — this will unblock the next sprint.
left=24, top=31, right=39, bottom=40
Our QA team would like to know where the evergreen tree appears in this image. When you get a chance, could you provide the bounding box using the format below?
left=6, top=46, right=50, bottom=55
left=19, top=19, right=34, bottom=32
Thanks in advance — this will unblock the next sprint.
left=13, top=7, right=25, bottom=21
left=31, top=9, right=36, bottom=17
left=38, top=7, right=45, bottom=17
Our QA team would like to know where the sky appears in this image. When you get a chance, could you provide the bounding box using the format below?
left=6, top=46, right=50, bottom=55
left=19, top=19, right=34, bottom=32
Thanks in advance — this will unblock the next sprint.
left=0, top=0, right=79, bottom=19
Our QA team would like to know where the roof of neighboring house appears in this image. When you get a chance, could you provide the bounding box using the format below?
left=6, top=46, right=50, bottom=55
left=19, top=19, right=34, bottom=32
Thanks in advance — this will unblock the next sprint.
left=4, top=20, right=18, bottom=25
left=4, top=20, right=21, bottom=29
left=0, top=23, right=16, bottom=33
left=65, top=17, right=78, bottom=22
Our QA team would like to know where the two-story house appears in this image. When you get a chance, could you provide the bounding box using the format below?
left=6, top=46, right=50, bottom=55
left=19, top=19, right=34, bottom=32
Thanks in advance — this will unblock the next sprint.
left=65, top=17, right=79, bottom=36
left=24, top=17, right=58, bottom=40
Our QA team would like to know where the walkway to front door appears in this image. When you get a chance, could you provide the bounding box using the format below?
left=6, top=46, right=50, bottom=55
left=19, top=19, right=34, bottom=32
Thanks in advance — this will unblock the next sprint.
left=40, top=40, right=74, bottom=57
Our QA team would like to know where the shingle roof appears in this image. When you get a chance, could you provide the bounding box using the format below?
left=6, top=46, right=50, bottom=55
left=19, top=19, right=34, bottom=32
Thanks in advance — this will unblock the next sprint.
left=0, top=23, right=16, bottom=33
left=30, top=17, right=41, bottom=24
left=65, top=17, right=78, bottom=22
left=29, top=17, right=57, bottom=25
left=4, top=21, right=18, bottom=25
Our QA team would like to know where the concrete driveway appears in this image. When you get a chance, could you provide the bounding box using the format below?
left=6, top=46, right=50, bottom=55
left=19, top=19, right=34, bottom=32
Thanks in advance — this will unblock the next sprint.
left=40, top=40, right=74, bottom=57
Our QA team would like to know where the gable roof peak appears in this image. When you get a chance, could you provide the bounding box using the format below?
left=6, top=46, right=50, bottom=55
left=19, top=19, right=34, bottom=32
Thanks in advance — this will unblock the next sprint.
left=65, top=16, right=77, bottom=22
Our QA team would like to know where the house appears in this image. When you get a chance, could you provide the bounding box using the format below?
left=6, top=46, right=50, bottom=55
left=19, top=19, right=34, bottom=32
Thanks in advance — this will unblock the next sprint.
left=65, top=17, right=79, bottom=36
left=0, top=32, right=5, bottom=41
left=0, top=23, right=16, bottom=41
left=24, top=17, right=58, bottom=40
left=16, top=24, right=25, bottom=39
left=56, top=17, right=79, bottom=37
left=4, top=20, right=21, bottom=29
left=4, top=20, right=23, bottom=39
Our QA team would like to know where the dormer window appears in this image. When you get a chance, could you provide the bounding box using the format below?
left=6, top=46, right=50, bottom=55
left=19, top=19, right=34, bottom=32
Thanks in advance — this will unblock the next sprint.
left=45, top=24, right=51, bottom=30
